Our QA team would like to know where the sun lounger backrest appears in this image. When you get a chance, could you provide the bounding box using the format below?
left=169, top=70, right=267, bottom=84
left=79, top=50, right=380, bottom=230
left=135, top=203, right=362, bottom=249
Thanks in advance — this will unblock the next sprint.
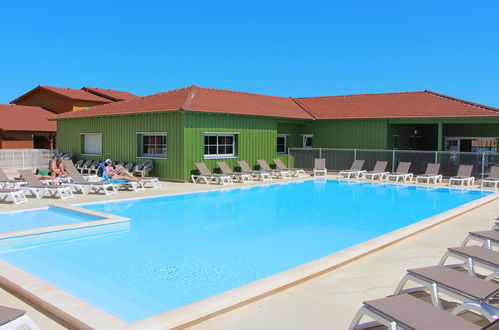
left=63, top=160, right=89, bottom=184
left=74, top=159, right=84, bottom=167
left=195, top=163, right=213, bottom=176
left=349, top=160, right=365, bottom=171
left=456, top=165, right=473, bottom=177
left=0, top=168, right=11, bottom=181
left=395, top=162, right=411, bottom=174
left=257, top=160, right=272, bottom=171
left=18, top=170, right=45, bottom=188
left=314, top=158, right=326, bottom=170
left=488, top=166, right=499, bottom=179
left=216, top=162, right=232, bottom=174
left=273, top=158, right=287, bottom=170
left=371, top=161, right=388, bottom=173
left=237, top=161, right=253, bottom=172
left=82, top=160, right=92, bottom=167
left=424, top=163, right=440, bottom=175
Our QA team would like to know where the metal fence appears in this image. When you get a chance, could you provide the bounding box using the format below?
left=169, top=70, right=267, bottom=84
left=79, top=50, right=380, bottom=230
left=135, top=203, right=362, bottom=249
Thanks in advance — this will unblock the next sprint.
left=0, top=149, right=53, bottom=170
left=289, top=148, right=499, bottom=179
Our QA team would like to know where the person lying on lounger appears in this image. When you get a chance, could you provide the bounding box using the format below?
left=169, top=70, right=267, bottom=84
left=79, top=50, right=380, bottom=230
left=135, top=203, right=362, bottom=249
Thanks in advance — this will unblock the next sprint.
left=49, top=158, right=67, bottom=179
left=104, top=159, right=140, bottom=182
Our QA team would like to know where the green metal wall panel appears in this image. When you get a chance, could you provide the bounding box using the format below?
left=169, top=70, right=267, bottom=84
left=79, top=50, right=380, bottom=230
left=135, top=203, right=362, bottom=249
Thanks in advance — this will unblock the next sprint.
left=55, top=112, right=184, bottom=179
left=312, top=119, right=388, bottom=149
left=444, top=123, right=499, bottom=137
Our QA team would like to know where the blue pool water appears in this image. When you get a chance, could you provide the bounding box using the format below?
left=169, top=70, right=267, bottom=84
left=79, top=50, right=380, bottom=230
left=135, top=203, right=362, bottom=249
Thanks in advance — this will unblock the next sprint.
left=0, top=207, right=101, bottom=233
left=0, top=181, right=491, bottom=322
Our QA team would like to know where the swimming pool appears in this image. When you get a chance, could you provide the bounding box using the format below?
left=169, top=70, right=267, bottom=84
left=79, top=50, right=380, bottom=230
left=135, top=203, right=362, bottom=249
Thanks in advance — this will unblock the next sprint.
left=0, top=181, right=491, bottom=322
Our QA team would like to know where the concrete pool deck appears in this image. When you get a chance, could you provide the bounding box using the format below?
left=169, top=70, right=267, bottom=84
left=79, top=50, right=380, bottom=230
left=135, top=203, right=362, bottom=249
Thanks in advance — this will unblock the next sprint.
left=0, top=174, right=497, bottom=329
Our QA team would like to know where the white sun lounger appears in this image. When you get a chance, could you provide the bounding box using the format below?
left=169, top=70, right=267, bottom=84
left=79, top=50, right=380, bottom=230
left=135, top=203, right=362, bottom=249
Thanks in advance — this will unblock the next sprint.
left=385, top=162, right=413, bottom=182
left=18, top=170, right=74, bottom=200
left=0, top=305, right=39, bottom=330
left=481, top=166, right=499, bottom=189
left=415, top=163, right=443, bottom=184
left=237, top=161, right=272, bottom=181
left=192, top=163, right=233, bottom=185
left=313, top=158, right=327, bottom=177
left=0, top=189, right=27, bottom=204
left=217, top=161, right=253, bottom=183
left=62, top=160, right=118, bottom=195
left=257, top=160, right=291, bottom=179
left=0, top=168, right=26, bottom=189
left=273, top=158, right=306, bottom=177
left=449, top=165, right=475, bottom=186
left=361, top=161, right=389, bottom=180
left=338, top=160, right=366, bottom=179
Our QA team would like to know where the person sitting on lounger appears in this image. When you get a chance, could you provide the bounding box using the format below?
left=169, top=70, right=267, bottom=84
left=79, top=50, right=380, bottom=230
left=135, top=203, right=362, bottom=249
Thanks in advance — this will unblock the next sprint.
left=49, top=158, right=67, bottom=179
left=104, top=159, right=140, bottom=182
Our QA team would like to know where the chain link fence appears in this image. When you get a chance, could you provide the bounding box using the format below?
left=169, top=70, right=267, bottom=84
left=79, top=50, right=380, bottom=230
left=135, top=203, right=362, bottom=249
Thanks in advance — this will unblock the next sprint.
left=289, top=148, right=499, bottom=179
left=0, top=149, right=53, bottom=170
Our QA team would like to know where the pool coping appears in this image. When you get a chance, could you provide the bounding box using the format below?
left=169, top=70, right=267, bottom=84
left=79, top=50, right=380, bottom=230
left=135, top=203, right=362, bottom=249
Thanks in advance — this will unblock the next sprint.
left=0, top=204, right=130, bottom=240
left=0, top=182, right=496, bottom=329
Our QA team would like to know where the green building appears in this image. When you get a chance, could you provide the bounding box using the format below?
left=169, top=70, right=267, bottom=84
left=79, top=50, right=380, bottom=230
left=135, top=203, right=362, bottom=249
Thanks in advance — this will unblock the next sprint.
left=54, top=85, right=499, bottom=180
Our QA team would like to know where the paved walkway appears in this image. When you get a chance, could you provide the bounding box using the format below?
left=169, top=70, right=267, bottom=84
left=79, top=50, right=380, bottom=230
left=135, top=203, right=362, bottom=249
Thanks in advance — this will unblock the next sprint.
left=0, top=173, right=497, bottom=329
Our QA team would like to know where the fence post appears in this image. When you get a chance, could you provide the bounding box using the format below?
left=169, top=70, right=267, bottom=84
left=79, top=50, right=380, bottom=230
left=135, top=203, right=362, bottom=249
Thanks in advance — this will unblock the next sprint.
left=353, top=149, right=357, bottom=161
left=392, top=150, right=395, bottom=172
left=287, top=147, right=290, bottom=168
left=434, top=151, right=438, bottom=164
left=319, top=148, right=322, bottom=159
left=481, top=152, right=486, bottom=179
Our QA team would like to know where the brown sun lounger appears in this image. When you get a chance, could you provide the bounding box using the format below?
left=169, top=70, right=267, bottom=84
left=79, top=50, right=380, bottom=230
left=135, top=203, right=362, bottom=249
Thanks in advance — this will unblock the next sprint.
left=449, top=165, right=475, bottom=186
left=0, top=304, right=39, bottom=329
left=313, top=158, right=327, bottom=177
left=0, top=168, right=26, bottom=189
left=338, top=160, right=366, bottom=179
left=362, top=161, right=389, bottom=180
left=63, top=160, right=117, bottom=195
left=462, top=230, right=499, bottom=250
left=237, top=161, right=272, bottom=181
left=18, top=170, right=74, bottom=200
left=257, top=159, right=291, bottom=179
left=394, top=265, right=499, bottom=322
left=273, top=158, right=306, bottom=177
left=385, top=162, right=413, bottom=182
left=191, top=162, right=233, bottom=185
left=217, top=161, right=253, bottom=183
left=415, top=163, right=443, bottom=184
left=481, top=166, right=499, bottom=189
left=349, top=293, right=482, bottom=330
left=440, top=246, right=499, bottom=280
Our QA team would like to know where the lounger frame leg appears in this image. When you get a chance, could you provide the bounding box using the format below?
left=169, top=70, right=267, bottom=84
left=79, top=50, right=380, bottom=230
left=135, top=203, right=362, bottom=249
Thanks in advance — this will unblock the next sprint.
left=0, top=314, right=40, bottom=330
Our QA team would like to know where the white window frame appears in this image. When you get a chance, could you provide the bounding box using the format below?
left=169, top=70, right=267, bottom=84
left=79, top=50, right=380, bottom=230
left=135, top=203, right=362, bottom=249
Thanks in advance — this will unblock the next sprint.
left=277, top=134, right=288, bottom=154
left=203, top=133, right=238, bottom=159
left=80, top=133, right=102, bottom=156
left=301, top=134, right=313, bottom=148
left=137, top=132, right=167, bottom=158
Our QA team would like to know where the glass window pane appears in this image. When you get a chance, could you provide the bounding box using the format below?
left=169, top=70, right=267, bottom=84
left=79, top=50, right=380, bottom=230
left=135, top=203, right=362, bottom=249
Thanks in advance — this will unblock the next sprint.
left=226, top=146, right=233, bottom=154
left=208, top=146, right=217, bottom=154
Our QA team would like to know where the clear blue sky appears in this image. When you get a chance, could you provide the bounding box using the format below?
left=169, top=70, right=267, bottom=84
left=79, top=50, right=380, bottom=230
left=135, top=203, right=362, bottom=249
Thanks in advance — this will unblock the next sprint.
left=1, top=1, right=498, bottom=107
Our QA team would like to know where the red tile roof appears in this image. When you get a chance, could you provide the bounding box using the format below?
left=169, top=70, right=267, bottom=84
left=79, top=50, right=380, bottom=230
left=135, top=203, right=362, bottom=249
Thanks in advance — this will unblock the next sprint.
left=81, top=87, right=139, bottom=101
left=294, top=90, right=499, bottom=119
left=0, top=104, right=56, bottom=132
left=54, top=86, right=499, bottom=120
left=55, top=85, right=312, bottom=119
left=11, top=85, right=112, bottom=104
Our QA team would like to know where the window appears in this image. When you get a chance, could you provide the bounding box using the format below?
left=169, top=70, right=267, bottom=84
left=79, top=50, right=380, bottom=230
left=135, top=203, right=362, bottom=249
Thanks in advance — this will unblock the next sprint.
left=81, top=133, right=102, bottom=155
left=138, top=133, right=167, bottom=158
left=302, top=134, right=313, bottom=148
left=204, top=133, right=236, bottom=158
left=277, top=134, right=287, bottom=154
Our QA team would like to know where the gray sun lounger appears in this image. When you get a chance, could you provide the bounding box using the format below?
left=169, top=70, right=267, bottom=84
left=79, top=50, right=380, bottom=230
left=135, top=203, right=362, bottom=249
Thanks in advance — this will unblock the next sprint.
left=18, top=170, right=74, bottom=200
left=349, top=293, right=483, bottom=330
left=481, top=166, right=499, bottom=189
left=192, top=163, right=233, bottom=185
left=257, top=159, right=291, bottom=179
left=415, top=163, right=443, bottom=184
left=0, top=188, right=27, bottom=204
left=394, top=265, right=499, bottom=322
left=385, top=162, right=413, bottom=182
left=0, top=168, right=26, bottom=189
left=0, top=305, right=39, bottom=329
left=63, top=160, right=117, bottom=195
left=273, top=158, right=306, bottom=177
left=313, top=158, right=327, bottom=177
left=237, top=161, right=272, bottom=181
left=217, top=162, right=253, bottom=183
left=338, top=160, right=366, bottom=179
left=361, top=161, right=389, bottom=180
left=440, top=246, right=499, bottom=281
left=449, top=165, right=475, bottom=186
left=462, top=230, right=499, bottom=250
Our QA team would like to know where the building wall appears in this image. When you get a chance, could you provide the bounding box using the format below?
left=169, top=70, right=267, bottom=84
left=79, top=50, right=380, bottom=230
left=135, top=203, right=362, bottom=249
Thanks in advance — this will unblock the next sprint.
left=312, top=119, right=388, bottom=149
left=56, top=112, right=184, bottom=179
left=444, top=123, right=499, bottom=137
left=14, top=90, right=107, bottom=114
left=72, top=100, right=108, bottom=111
left=0, top=131, right=33, bottom=149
